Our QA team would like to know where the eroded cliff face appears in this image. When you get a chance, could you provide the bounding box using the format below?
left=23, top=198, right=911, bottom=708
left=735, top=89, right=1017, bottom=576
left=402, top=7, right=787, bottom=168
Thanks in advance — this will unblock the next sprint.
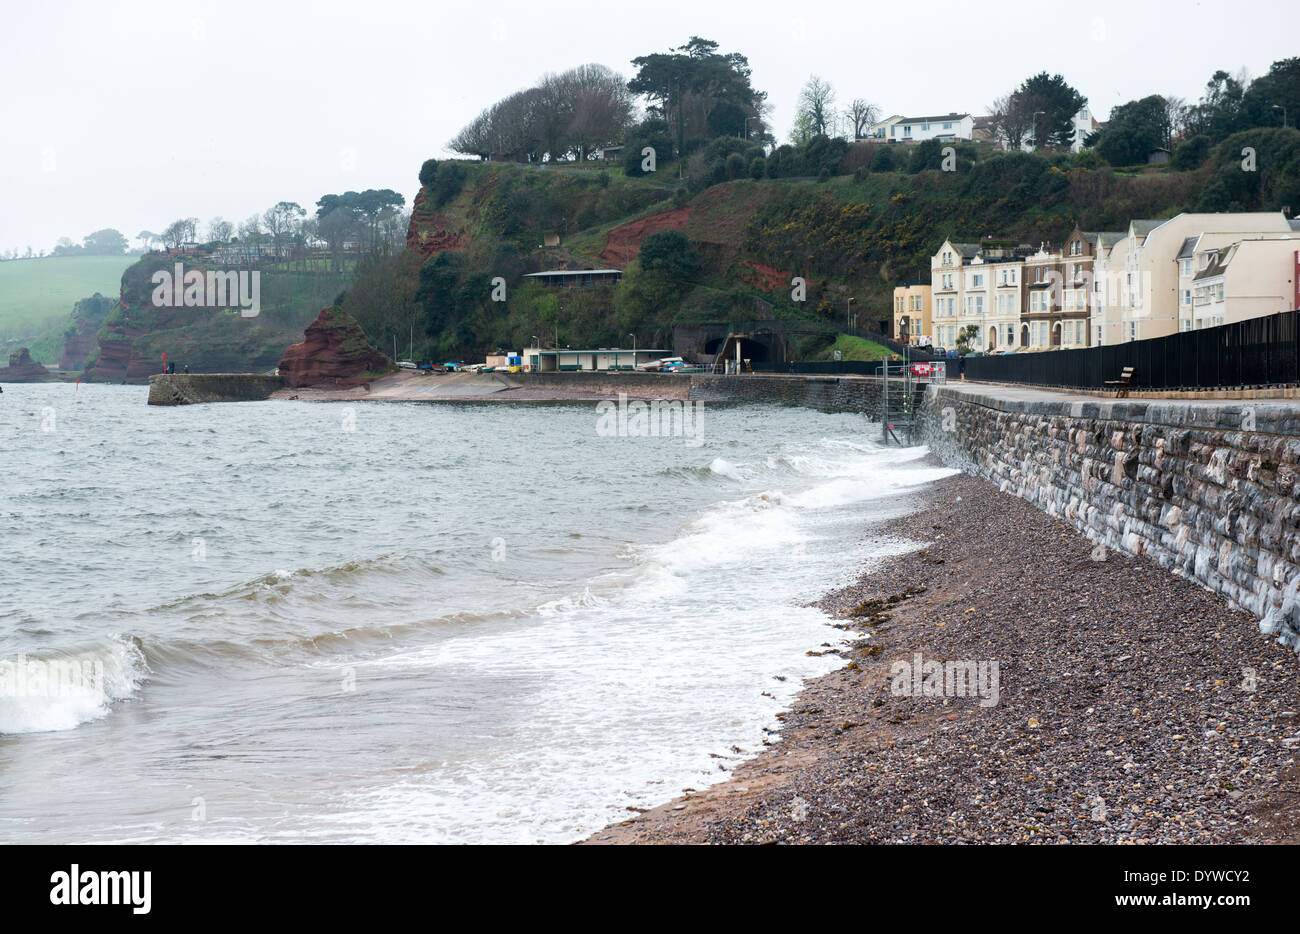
left=84, top=254, right=202, bottom=381
left=277, top=306, right=394, bottom=388
left=83, top=253, right=345, bottom=382
left=60, top=293, right=116, bottom=371
left=0, top=347, right=52, bottom=381
left=600, top=206, right=690, bottom=266
left=405, top=186, right=469, bottom=260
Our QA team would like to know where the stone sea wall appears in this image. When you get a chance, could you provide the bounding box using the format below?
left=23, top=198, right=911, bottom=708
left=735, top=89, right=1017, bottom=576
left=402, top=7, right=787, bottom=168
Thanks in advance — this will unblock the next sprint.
left=510, top=373, right=884, bottom=410
left=919, top=385, right=1300, bottom=652
left=687, top=374, right=883, bottom=413
left=148, top=373, right=285, bottom=405
left=511, top=372, right=690, bottom=399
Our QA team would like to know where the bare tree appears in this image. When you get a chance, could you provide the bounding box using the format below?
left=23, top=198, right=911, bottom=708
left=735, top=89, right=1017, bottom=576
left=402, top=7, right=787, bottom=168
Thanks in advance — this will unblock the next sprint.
left=565, top=63, right=634, bottom=161
left=207, top=217, right=234, bottom=243
left=161, top=219, right=189, bottom=249
left=989, top=92, right=1035, bottom=150
left=237, top=214, right=263, bottom=244
left=847, top=98, right=880, bottom=140
left=1162, top=95, right=1188, bottom=145
left=796, top=75, right=837, bottom=139
left=263, top=201, right=306, bottom=259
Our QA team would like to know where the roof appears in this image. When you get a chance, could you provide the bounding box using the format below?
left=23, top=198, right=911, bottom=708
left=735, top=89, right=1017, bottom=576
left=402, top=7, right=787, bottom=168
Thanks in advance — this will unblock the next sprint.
left=899, top=113, right=970, bottom=125
left=1290, top=219, right=1300, bottom=231
left=1098, top=232, right=1125, bottom=249
left=527, top=348, right=667, bottom=354
left=1131, top=219, right=1163, bottom=237
left=1177, top=236, right=1199, bottom=259
left=951, top=242, right=981, bottom=258
left=1194, top=250, right=1230, bottom=281
left=524, top=268, right=622, bottom=277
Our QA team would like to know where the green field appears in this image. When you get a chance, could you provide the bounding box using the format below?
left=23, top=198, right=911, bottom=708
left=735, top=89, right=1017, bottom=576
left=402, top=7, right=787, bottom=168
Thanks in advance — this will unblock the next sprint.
left=0, top=255, right=139, bottom=341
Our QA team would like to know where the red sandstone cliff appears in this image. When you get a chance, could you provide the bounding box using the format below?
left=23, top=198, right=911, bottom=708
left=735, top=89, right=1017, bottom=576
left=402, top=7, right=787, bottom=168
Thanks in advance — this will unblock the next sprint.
left=277, top=307, right=395, bottom=388
left=405, top=187, right=468, bottom=260
left=0, top=348, right=53, bottom=381
left=600, top=207, right=691, bottom=267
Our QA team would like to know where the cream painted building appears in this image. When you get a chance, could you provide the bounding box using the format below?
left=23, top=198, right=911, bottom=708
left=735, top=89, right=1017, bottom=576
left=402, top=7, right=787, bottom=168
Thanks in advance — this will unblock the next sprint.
left=1190, top=239, right=1300, bottom=329
left=892, top=283, right=933, bottom=345
left=929, top=239, right=979, bottom=350
left=1099, top=213, right=1294, bottom=344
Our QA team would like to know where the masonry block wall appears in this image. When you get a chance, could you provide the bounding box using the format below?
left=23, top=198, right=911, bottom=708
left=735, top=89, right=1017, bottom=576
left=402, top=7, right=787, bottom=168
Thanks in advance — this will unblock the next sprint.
left=920, top=385, right=1300, bottom=652
left=688, top=375, right=883, bottom=413
left=148, top=374, right=285, bottom=405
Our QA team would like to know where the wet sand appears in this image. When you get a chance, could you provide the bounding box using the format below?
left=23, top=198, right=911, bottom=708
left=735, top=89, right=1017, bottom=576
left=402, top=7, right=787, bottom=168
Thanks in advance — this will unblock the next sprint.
left=584, top=470, right=1300, bottom=844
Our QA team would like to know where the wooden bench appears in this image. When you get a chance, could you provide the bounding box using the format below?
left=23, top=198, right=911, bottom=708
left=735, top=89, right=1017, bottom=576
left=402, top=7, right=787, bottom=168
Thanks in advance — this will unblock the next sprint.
left=1104, top=366, right=1135, bottom=397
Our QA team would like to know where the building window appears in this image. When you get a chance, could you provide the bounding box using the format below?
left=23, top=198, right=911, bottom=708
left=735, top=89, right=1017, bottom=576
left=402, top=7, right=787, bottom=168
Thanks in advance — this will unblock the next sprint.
left=1007, top=324, right=1014, bottom=345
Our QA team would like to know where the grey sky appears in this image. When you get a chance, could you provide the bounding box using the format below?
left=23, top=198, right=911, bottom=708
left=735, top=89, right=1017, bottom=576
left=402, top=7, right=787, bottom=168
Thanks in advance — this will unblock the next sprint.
left=2, top=0, right=1294, bottom=255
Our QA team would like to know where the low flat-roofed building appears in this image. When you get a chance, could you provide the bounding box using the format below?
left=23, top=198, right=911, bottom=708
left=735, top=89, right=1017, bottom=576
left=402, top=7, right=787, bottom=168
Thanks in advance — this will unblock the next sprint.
left=523, top=269, right=623, bottom=288
left=521, top=347, right=668, bottom=372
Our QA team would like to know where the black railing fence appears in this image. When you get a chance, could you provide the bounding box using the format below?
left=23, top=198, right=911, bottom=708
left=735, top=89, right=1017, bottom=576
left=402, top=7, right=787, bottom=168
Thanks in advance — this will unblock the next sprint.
left=964, top=310, right=1300, bottom=390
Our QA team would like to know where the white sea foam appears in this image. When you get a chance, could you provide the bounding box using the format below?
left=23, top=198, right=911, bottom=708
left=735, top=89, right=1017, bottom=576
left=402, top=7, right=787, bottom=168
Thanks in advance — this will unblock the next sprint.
left=0, top=637, right=147, bottom=735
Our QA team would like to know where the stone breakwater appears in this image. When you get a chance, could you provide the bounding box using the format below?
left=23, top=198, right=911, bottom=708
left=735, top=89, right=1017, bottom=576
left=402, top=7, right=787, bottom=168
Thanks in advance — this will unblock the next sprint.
left=148, top=373, right=285, bottom=405
left=921, top=384, right=1300, bottom=652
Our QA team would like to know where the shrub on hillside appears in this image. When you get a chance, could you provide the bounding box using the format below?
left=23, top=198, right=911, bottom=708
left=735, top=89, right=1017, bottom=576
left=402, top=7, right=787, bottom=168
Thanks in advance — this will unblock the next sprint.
left=1171, top=135, right=1212, bottom=171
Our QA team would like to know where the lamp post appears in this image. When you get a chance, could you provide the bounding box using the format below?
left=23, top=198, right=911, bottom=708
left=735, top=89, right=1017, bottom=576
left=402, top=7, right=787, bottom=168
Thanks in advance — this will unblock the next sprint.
left=1274, top=104, right=1288, bottom=128
left=846, top=296, right=855, bottom=330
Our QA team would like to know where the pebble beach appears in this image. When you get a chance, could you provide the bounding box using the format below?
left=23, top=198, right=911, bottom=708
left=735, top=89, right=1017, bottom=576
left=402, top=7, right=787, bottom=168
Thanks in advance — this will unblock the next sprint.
left=585, top=469, right=1300, bottom=844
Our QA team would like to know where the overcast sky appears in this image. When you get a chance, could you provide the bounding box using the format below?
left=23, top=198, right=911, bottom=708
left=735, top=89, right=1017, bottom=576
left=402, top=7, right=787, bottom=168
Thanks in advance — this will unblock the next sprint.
left=2, top=0, right=1294, bottom=255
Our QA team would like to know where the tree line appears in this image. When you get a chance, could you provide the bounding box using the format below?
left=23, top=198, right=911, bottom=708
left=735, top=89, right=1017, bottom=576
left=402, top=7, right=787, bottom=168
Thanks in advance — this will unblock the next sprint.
left=139, top=189, right=408, bottom=271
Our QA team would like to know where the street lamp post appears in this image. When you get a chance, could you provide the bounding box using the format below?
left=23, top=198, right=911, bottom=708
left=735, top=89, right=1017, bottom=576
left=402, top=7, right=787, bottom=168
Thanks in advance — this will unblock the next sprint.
left=1274, top=104, right=1288, bottom=128
left=846, top=296, right=855, bottom=330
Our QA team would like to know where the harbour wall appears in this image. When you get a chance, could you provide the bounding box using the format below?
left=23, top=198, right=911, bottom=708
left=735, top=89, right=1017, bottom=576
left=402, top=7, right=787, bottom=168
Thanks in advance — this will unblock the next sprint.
left=148, top=373, right=285, bottom=405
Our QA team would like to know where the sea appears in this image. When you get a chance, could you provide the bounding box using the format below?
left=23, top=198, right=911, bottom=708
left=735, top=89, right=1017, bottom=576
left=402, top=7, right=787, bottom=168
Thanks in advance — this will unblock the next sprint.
left=0, top=382, right=954, bottom=843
